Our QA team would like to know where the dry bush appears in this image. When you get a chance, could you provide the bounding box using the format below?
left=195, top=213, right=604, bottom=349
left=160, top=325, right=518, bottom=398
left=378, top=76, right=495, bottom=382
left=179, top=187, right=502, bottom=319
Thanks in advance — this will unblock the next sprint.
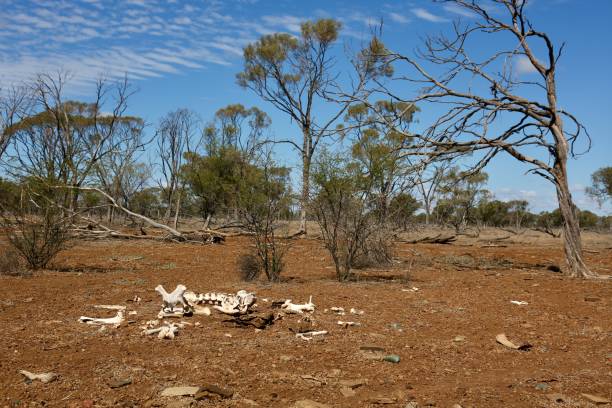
left=1, top=195, right=72, bottom=270
left=353, top=228, right=394, bottom=269
left=0, top=247, right=30, bottom=277
left=238, top=252, right=261, bottom=281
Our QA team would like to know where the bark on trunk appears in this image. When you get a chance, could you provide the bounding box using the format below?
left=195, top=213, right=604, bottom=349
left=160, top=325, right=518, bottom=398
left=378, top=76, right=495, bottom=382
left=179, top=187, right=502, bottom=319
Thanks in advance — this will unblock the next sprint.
left=172, top=191, right=181, bottom=230
left=299, top=127, right=312, bottom=234
left=555, top=175, right=597, bottom=278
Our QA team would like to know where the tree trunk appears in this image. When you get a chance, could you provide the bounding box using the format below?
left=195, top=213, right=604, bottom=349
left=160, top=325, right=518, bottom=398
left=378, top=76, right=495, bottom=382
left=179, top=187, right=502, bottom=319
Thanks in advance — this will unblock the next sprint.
left=172, top=190, right=181, bottom=230
left=554, top=174, right=597, bottom=278
left=299, top=128, right=312, bottom=234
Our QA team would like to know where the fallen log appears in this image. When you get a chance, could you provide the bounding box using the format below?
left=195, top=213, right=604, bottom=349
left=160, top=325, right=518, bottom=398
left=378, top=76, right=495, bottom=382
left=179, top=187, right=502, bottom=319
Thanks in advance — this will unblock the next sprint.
left=404, top=233, right=457, bottom=244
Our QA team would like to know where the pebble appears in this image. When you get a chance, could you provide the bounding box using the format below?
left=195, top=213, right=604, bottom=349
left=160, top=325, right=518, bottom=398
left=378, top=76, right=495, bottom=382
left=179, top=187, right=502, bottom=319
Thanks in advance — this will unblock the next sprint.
left=292, top=400, right=330, bottom=408
left=160, top=386, right=200, bottom=397
left=535, top=383, right=550, bottom=391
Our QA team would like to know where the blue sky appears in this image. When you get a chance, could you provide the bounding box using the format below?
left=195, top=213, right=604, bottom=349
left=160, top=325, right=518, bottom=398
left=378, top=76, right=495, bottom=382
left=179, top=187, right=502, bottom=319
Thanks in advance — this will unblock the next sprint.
left=1, top=0, right=610, bottom=214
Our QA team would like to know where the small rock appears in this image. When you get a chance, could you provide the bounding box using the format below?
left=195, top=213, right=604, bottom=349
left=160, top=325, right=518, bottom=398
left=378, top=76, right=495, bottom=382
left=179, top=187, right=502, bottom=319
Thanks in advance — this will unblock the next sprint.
left=535, top=383, right=550, bottom=391
left=581, top=393, right=611, bottom=404
left=339, top=378, right=368, bottom=389
left=388, top=323, right=403, bottom=331
left=81, top=400, right=94, bottom=408
left=370, top=397, right=396, bottom=404
left=108, top=378, right=132, bottom=389
left=404, top=403, right=419, bottom=408
left=194, top=384, right=234, bottom=400
left=383, top=354, right=401, bottom=363
left=279, top=355, right=293, bottom=362
left=242, top=399, right=258, bottom=406
left=292, top=400, right=330, bottom=408
left=451, top=405, right=463, bottom=408
left=547, top=393, right=567, bottom=403
left=453, top=336, right=466, bottom=343
left=584, top=296, right=601, bottom=302
left=340, top=387, right=356, bottom=397
left=160, top=386, right=200, bottom=397
left=165, top=400, right=192, bottom=408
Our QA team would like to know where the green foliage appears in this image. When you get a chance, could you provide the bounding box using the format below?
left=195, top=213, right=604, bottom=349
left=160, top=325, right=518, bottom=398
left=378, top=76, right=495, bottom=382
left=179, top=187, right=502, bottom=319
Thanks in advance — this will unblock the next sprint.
left=311, top=151, right=392, bottom=281
left=586, top=166, right=612, bottom=205
left=388, top=192, right=421, bottom=229
left=0, top=177, right=20, bottom=209
left=343, top=100, right=419, bottom=221
left=238, top=161, right=292, bottom=282
left=0, top=186, right=72, bottom=270
left=433, top=168, right=489, bottom=231
left=578, top=210, right=599, bottom=229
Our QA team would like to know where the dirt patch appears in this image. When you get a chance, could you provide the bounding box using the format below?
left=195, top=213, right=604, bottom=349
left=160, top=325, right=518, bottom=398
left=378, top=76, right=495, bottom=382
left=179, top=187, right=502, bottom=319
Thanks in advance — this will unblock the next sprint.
left=0, top=233, right=610, bottom=407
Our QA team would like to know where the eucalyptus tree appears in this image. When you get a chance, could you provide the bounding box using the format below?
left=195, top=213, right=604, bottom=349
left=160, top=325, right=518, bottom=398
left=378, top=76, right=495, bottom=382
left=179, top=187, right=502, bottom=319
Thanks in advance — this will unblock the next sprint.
left=237, top=19, right=386, bottom=233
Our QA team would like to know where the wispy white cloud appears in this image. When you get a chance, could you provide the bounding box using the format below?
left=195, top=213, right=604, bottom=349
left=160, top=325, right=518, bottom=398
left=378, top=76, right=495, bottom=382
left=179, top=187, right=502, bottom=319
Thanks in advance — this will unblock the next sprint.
left=0, top=1, right=412, bottom=93
left=388, top=12, right=410, bottom=24
left=442, top=3, right=477, bottom=18
left=411, top=8, right=449, bottom=23
left=515, top=56, right=539, bottom=74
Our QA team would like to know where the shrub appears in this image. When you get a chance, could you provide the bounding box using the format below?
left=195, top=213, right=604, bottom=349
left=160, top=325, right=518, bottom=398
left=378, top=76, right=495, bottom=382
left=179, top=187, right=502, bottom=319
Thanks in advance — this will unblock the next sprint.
left=1, top=189, right=72, bottom=270
left=238, top=252, right=261, bottom=281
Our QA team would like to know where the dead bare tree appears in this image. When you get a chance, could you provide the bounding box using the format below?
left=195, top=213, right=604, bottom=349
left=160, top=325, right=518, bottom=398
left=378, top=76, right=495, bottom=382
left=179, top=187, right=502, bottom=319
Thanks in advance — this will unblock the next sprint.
left=0, top=84, right=31, bottom=160
left=356, top=0, right=600, bottom=278
left=3, top=72, right=136, bottom=215
left=156, top=108, right=199, bottom=229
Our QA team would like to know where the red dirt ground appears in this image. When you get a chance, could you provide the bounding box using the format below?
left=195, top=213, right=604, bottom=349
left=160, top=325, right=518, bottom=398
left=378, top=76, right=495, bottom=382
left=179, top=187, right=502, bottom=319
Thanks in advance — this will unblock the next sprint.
left=0, top=231, right=610, bottom=407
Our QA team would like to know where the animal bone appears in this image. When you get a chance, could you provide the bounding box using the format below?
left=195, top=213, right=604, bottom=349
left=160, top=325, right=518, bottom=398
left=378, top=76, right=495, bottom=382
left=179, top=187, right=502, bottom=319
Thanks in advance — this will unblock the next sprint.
left=510, top=300, right=528, bottom=306
left=144, top=323, right=178, bottom=339
left=282, top=296, right=315, bottom=314
left=296, top=330, right=327, bottom=340
left=158, top=324, right=178, bottom=339
left=186, top=290, right=257, bottom=315
left=349, top=308, right=364, bottom=315
left=157, top=309, right=186, bottom=319
left=19, top=370, right=57, bottom=384
left=94, top=305, right=126, bottom=311
left=155, top=284, right=192, bottom=312
left=337, top=321, right=361, bottom=327
left=330, top=307, right=345, bottom=315
left=79, top=310, right=124, bottom=327
left=193, top=305, right=211, bottom=316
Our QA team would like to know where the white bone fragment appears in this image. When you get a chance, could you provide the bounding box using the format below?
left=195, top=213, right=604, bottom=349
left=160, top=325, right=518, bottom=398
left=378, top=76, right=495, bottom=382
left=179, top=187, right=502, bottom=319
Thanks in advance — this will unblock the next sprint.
left=131, top=295, right=141, bottom=302
left=158, top=324, right=178, bottom=339
left=337, top=321, right=361, bottom=327
left=155, top=284, right=191, bottom=312
left=145, top=320, right=159, bottom=327
left=177, top=321, right=192, bottom=328
left=93, top=305, right=126, bottom=311
left=401, top=287, right=420, bottom=292
left=79, top=311, right=124, bottom=327
left=193, top=305, right=211, bottom=316
left=330, top=307, right=345, bottom=315
left=128, top=311, right=137, bottom=315
left=281, top=296, right=315, bottom=314
left=349, top=308, right=364, bottom=315
left=144, top=323, right=178, bottom=339
left=157, top=309, right=185, bottom=319
left=510, top=300, right=528, bottom=305
left=296, top=330, right=328, bottom=340
left=19, top=370, right=57, bottom=384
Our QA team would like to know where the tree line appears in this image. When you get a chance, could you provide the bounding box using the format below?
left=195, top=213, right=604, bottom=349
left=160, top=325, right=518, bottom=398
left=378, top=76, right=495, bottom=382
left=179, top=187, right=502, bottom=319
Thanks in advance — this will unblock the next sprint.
left=0, top=0, right=610, bottom=279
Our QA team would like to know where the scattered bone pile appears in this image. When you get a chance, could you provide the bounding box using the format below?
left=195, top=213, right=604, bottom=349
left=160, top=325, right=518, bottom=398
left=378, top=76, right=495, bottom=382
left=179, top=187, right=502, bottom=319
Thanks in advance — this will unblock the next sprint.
left=76, top=283, right=359, bottom=343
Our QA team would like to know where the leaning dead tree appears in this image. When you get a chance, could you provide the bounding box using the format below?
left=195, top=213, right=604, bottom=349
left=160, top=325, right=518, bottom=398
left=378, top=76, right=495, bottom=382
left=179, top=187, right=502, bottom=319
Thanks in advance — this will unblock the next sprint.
left=357, top=0, right=601, bottom=278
